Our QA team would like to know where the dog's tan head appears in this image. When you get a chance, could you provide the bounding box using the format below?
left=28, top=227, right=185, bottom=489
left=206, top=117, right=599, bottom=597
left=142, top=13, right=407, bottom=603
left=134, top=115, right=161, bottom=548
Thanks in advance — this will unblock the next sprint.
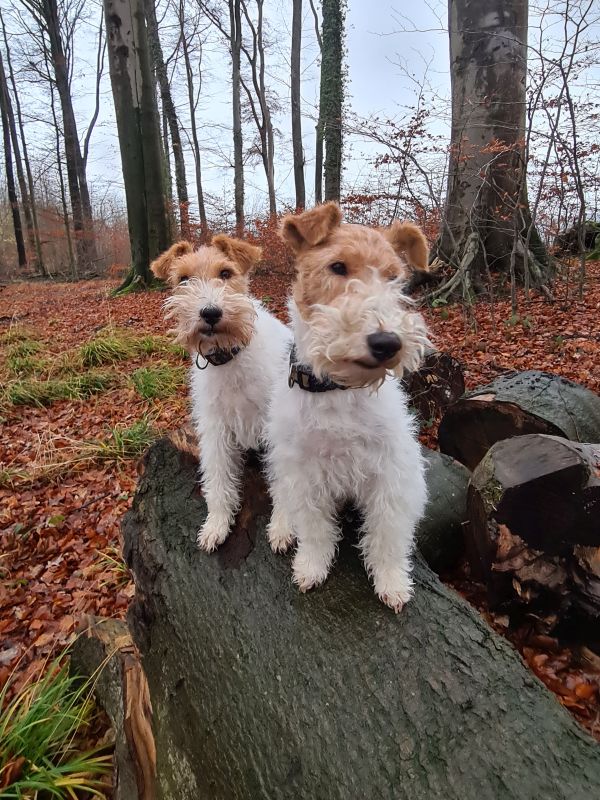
left=281, top=202, right=430, bottom=387
left=161, top=236, right=262, bottom=354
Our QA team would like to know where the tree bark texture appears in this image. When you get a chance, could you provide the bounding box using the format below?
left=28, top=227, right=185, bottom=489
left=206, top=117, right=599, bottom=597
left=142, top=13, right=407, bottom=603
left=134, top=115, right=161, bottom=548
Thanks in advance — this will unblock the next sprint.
left=0, top=49, right=26, bottom=268
left=145, top=0, right=190, bottom=238
left=438, top=370, right=600, bottom=470
left=104, top=0, right=172, bottom=289
left=320, top=0, right=343, bottom=202
left=436, top=0, right=551, bottom=289
left=122, top=438, right=600, bottom=800
left=291, top=0, right=305, bottom=209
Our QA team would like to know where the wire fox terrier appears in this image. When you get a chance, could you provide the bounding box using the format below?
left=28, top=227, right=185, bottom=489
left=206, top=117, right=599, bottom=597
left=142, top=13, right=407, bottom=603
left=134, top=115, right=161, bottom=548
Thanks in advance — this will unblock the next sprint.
left=160, top=235, right=292, bottom=553
left=266, top=203, right=430, bottom=612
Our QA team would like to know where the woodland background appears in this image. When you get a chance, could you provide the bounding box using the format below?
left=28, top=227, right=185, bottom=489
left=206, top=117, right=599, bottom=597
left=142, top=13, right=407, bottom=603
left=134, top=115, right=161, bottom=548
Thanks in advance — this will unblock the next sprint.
left=1, top=1, right=600, bottom=796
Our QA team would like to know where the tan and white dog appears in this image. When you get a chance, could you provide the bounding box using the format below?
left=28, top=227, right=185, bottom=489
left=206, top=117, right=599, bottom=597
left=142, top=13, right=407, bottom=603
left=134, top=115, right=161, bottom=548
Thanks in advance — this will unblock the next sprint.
left=265, top=203, right=430, bottom=612
left=160, top=235, right=291, bottom=553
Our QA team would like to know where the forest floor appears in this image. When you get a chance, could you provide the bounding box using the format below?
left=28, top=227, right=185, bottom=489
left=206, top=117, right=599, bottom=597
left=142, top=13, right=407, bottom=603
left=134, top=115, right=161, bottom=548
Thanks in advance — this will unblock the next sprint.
left=1, top=260, right=600, bottom=745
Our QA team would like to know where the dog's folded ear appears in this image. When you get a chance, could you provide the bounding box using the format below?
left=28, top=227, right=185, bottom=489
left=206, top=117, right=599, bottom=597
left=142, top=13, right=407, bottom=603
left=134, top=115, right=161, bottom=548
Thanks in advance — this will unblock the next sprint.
left=281, top=202, right=343, bottom=252
left=150, top=240, right=194, bottom=280
left=383, top=222, right=429, bottom=271
left=212, top=235, right=262, bottom=273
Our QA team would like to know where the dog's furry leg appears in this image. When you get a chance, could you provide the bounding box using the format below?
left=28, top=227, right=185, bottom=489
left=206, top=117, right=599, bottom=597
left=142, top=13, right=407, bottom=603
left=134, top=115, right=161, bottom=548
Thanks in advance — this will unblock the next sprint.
left=358, top=490, right=419, bottom=613
left=197, top=426, right=243, bottom=552
left=290, top=492, right=340, bottom=592
left=266, top=498, right=296, bottom=554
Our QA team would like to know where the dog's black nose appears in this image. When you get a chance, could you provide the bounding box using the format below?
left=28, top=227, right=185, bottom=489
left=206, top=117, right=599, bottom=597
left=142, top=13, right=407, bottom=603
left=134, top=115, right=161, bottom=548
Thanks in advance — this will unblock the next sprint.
left=367, top=332, right=402, bottom=362
left=200, top=306, right=223, bottom=326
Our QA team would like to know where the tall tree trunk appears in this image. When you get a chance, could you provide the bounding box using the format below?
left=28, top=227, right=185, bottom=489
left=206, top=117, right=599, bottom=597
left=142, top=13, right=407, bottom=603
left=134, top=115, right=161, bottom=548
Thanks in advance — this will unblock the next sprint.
left=229, top=0, right=244, bottom=233
left=104, top=0, right=172, bottom=291
left=0, top=48, right=34, bottom=264
left=145, top=0, right=190, bottom=238
left=321, top=0, right=344, bottom=202
left=0, top=12, right=46, bottom=275
left=179, top=2, right=207, bottom=237
left=43, top=0, right=97, bottom=271
left=291, top=0, right=305, bottom=209
left=435, top=0, right=551, bottom=294
left=255, top=0, right=276, bottom=216
left=309, top=0, right=323, bottom=203
left=0, top=50, right=26, bottom=268
left=47, top=50, right=75, bottom=278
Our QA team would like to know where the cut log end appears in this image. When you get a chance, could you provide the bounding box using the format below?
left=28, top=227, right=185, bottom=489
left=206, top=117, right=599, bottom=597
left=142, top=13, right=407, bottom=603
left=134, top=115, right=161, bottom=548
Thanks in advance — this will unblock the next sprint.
left=439, top=370, right=600, bottom=469
left=466, top=434, right=600, bottom=641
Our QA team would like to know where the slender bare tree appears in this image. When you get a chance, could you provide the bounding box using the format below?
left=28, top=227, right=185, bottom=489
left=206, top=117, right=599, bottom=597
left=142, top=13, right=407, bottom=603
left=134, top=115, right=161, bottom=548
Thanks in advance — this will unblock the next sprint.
left=0, top=47, right=26, bottom=268
left=0, top=10, right=46, bottom=274
left=239, top=0, right=276, bottom=216
left=291, top=0, right=305, bottom=209
left=174, top=0, right=208, bottom=235
left=200, top=0, right=245, bottom=231
left=145, top=0, right=190, bottom=237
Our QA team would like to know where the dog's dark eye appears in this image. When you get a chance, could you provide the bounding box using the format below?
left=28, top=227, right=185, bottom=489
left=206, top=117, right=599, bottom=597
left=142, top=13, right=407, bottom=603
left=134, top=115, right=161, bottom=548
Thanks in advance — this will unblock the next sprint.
left=178, top=275, right=189, bottom=284
left=219, top=269, right=233, bottom=280
left=387, top=273, right=399, bottom=282
left=329, top=262, right=347, bottom=276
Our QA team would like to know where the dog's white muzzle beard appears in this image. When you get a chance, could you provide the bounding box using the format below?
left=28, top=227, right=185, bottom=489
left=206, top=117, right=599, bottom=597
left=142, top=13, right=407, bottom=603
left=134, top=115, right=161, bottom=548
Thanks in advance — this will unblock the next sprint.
left=291, top=282, right=430, bottom=388
left=164, top=278, right=257, bottom=353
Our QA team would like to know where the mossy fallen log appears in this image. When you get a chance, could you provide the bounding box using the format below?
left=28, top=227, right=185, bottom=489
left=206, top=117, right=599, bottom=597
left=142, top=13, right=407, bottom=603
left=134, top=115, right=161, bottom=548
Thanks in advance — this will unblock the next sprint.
left=120, top=438, right=600, bottom=800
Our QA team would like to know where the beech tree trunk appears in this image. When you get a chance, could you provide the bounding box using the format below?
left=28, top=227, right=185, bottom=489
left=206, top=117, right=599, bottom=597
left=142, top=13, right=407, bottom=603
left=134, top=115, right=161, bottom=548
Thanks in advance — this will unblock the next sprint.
left=145, top=0, right=190, bottom=238
left=291, top=0, right=305, bottom=209
left=436, top=0, right=551, bottom=293
left=104, top=0, right=172, bottom=291
left=120, top=438, right=600, bottom=799
left=320, top=0, right=344, bottom=203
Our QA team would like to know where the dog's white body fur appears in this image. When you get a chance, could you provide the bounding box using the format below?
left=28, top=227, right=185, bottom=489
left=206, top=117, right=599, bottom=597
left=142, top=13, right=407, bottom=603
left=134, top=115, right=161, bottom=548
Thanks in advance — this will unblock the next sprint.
left=190, top=300, right=292, bottom=552
left=266, top=301, right=427, bottom=612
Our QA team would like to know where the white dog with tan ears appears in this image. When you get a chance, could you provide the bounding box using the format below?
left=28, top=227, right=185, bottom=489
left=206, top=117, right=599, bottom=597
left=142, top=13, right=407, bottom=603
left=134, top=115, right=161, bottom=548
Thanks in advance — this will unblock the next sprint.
left=159, top=235, right=291, bottom=553
left=266, top=203, right=431, bottom=612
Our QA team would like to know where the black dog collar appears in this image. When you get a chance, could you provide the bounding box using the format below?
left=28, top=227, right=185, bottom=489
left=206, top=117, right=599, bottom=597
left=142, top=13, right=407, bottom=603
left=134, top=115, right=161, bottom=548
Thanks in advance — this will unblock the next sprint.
left=195, top=346, right=242, bottom=370
left=288, top=344, right=347, bottom=392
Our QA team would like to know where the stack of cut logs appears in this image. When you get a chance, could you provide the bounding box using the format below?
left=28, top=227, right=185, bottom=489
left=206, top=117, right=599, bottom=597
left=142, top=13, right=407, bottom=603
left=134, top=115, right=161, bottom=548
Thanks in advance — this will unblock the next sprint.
left=405, top=363, right=600, bottom=648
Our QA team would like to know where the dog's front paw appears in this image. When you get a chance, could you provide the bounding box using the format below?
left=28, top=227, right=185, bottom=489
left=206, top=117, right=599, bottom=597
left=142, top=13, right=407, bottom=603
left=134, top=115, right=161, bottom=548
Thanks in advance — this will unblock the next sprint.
left=292, top=548, right=331, bottom=593
left=375, top=570, right=414, bottom=613
left=197, top=514, right=230, bottom=553
left=267, top=516, right=295, bottom=554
